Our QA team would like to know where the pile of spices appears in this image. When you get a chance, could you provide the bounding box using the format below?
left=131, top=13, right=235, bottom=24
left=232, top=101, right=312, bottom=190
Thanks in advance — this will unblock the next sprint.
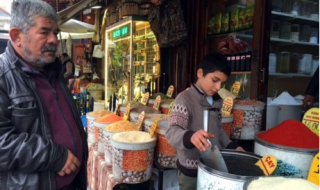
left=234, top=99, right=264, bottom=105
left=96, top=113, right=122, bottom=123
left=87, top=110, right=112, bottom=118
left=257, top=120, right=319, bottom=149
left=105, top=120, right=137, bottom=132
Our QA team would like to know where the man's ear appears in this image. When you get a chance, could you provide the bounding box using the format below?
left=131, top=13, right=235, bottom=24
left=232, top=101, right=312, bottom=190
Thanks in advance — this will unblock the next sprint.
left=9, top=28, right=22, bottom=47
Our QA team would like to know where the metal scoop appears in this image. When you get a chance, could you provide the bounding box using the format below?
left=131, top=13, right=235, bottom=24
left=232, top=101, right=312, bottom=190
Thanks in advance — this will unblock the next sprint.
left=200, top=109, right=229, bottom=173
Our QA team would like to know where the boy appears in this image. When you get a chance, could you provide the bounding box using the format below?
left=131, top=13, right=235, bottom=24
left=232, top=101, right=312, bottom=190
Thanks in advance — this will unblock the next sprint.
left=166, top=53, right=244, bottom=190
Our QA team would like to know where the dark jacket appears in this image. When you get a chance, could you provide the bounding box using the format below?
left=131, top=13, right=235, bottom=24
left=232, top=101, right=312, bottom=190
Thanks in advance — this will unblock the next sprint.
left=305, top=67, right=319, bottom=101
left=0, top=41, right=88, bottom=190
left=62, top=58, right=75, bottom=81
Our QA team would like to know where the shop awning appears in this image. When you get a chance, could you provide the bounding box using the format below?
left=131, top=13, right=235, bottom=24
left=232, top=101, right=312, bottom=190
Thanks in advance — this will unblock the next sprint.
left=59, top=32, right=94, bottom=40
left=60, top=19, right=95, bottom=33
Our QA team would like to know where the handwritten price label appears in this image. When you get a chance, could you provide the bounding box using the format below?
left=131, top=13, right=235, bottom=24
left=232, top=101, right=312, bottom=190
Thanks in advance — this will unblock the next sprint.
left=149, top=120, right=158, bottom=137
left=302, top=108, right=319, bottom=136
left=230, top=81, right=241, bottom=98
left=222, top=97, right=233, bottom=116
left=255, top=155, right=277, bottom=176
left=168, top=101, right=174, bottom=116
left=135, top=111, right=145, bottom=130
left=141, top=92, right=150, bottom=106
left=153, top=95, right=161, bottom=110
left=308, top=153, right=319, bottom=185
left=166, top=85, right=174, bottom=98
left=123, top=103, right=131, bottom=121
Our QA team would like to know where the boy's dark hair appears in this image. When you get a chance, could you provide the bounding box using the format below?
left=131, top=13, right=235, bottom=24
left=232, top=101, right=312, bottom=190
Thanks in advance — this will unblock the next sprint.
left=62, top=53, right=69, bottom=57
left=198, top=53, right=231, bottom=77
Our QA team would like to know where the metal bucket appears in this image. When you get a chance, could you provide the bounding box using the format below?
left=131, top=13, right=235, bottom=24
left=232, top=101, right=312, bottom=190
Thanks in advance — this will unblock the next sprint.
left=197, top=150, right=264, bottom=190
left=254, top=133, right=317, bottom=179
left=276, top=104, right=302, bottom=125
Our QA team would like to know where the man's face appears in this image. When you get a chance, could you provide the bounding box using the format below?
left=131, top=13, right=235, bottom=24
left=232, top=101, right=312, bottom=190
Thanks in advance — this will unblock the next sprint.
left=20, top=16, right=59, bottom=69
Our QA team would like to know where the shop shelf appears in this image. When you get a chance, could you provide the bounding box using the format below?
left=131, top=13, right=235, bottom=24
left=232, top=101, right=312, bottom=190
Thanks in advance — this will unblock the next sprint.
left=232, top=71, right=251, bottom=75
left=269, top=73, right=313, bottom=78
left=270, top=38, right=319, bottom=47
left=271, top=11, right=319, bottom=23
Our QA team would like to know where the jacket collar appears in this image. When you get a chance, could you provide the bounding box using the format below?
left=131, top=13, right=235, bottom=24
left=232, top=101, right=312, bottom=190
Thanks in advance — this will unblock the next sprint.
left=6, top=40, right=62, bottom=78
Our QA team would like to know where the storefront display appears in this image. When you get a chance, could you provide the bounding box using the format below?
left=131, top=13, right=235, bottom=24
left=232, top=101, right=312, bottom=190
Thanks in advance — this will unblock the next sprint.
left=104, top=16, right=160, bottom=107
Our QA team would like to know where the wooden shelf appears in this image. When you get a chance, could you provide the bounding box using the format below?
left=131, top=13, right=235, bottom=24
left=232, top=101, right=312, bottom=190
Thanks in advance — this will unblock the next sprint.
left=269, top=73, right=313, bottom=77
left=271, top=11, right=319, bottom=23
left=231, top=71, right=251, bottom=75
left=270, top=38, right=319, bottom=47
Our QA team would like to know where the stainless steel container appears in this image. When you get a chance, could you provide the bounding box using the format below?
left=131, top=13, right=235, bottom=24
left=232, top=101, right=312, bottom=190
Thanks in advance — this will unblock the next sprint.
left=197, top=150, right=264, bottom=190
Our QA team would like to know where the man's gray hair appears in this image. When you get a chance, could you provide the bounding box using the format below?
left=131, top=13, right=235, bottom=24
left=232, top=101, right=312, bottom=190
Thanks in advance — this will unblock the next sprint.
left=10, top=0, right=58, bottom=34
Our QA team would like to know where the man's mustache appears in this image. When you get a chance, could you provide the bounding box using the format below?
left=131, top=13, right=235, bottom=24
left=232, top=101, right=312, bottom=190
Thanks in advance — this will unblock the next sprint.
left=42, top=45, right=57, bottom=52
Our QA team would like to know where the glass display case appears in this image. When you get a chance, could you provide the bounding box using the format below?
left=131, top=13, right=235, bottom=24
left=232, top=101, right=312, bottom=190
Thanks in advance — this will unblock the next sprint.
left=104, top=16, right=160, bottom=105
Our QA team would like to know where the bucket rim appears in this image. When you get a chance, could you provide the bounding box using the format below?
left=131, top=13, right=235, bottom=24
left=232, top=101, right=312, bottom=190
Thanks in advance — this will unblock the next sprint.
left=198, top=149, right=263, bottom=181
left=110, top=131, right=157, bottom=150
left=254, top=132, right=319, bottom=153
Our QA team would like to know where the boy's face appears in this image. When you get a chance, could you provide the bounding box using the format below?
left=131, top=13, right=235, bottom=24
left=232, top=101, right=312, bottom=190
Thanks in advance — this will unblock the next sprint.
left=196, top=69, right=228, bottom=96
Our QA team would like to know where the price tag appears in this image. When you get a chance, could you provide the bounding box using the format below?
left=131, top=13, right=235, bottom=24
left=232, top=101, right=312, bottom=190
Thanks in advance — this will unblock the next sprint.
left=123, top=103, right=131, bottom=121
left=302, top=108, right=319, bottom=136
left=168, top=101, right=174, bottom=116
left=153, top=95, right=161, bottom=110
left=135, top=111, right=145, bottom=130
left=230, top=81, right=241, bottom=97
left=141, top=92, right=150, bottom=106
left=149, top=120, right=158, bottom=137
left=255, top=155, right=277, bottom=176
left=308, top=153, right=319, bottom=185
left=222, top=97, right=233, bottom=116
left=166, top=85, right=174, bottom=98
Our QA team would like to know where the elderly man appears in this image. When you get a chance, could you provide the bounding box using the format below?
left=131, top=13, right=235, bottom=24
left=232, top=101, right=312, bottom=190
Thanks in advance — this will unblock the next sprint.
left=0, top=0, right=88, bottom=189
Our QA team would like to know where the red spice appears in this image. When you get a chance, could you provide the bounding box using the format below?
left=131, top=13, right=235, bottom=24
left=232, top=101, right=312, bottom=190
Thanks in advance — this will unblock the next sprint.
left=258, top=120, right=319, bottom=149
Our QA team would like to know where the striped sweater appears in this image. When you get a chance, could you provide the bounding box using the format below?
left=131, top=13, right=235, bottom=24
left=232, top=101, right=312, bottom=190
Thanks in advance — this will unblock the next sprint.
left=166, top=84, right=237, bottom=177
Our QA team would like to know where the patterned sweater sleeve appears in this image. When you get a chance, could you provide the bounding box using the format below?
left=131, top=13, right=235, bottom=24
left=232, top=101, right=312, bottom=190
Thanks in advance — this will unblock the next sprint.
left=166, top=98, right=195, bottom=150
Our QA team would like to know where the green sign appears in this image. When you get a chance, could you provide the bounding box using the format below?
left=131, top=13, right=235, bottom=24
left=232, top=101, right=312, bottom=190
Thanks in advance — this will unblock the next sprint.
left=112, top=24, right=130, bottom=40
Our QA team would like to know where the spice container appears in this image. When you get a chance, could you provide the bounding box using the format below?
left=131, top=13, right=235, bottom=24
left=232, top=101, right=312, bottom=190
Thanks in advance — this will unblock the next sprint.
left=86, top=110, right=112, bottom=145
left=299, top=54, right=313, bottom=75
left=103, top=120, right=138, bottom=165
left=276, top=52, right=290, bottom=73
left=145, top=119, right=177, bottom=168
left=231, top=100, right=265, bottom=140
left=94, top=113, right=123, bottom=153
left=159, top=99, right=174, bottom=114
left=222, top=115, right=234, bottom=138
left=143, top=114, right=170, bottom=132
left=254, top=120, right=319, bottom=178
left=309, top=28, right=318, bottom=44
left=269, top=53, right=277, bottom=73
left=300, top=25, right=311, bottom=42
left=111, top=131, right=156, bottom=183
left=280, top=22, right=291, bottom=39
left=291, top=24, right=299, bottom=41
left=290, top=53, right=300, bottom=73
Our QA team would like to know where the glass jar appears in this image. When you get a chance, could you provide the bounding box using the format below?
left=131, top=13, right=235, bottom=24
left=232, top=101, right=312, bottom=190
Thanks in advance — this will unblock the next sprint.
left=311, top=56, right=319, bottom=75
left=280, top=22, right=291, bottom=39
left=300, top=25, right=311, bottom=42
left=271, top=20, right=280, bottom=38
left=290, top=53, right=300, bottom=73
left=310, top=2, right=319, bottom=20
left=276, top=52, right=290, bottom=73
left=299, top=54, right=313, bottom=75
left=309, top=28, right=318, bottom=44
left=269, top=53, right=277, bottom=73
left=291, top=24, right=300, bottom=41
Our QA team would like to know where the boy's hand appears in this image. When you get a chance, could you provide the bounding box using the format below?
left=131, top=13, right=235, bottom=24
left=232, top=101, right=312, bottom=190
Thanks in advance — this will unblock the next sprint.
left=235, top=146, right=245, bottom=152
left=191, top=129, right=215, bottom=152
